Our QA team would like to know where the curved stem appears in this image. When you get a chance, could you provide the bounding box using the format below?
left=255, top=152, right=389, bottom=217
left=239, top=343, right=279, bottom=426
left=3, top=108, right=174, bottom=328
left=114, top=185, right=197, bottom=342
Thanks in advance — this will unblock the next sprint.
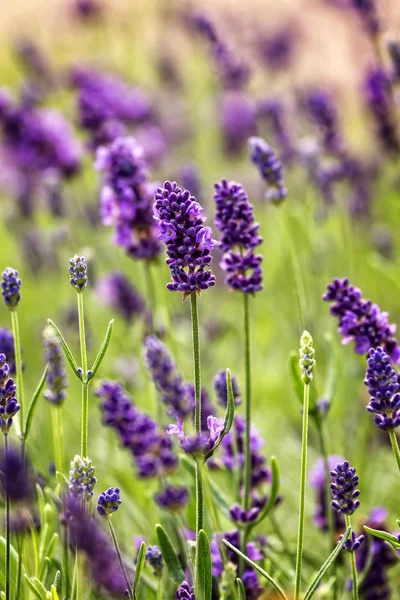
left=190, top=293, right=201, bottom=435
left=345, top=515, right=359, bottom=600
left=52, top=405, right=64, bottom=474
left=107, top=519, right=134, bottom=600
left=389, top=430, right=400, bottom=475
left=294, top=383, right=310, bottom=600
left=77, top=293, right=89, bottom=457
left=4, top=435, right=10, bottom=600
left=243, top=292, right=252, bottom=511
left=11, top=310, right=24, bottom=441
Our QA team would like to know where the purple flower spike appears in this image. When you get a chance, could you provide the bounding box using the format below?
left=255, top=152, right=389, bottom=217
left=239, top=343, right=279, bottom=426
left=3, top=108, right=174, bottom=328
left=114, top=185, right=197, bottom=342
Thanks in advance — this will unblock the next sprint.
left=43, top=326, right=68, bottom=406
left=364, top=67, right=399, bottom=155
left=214, top=369, right=241, bottom=407
left=153, top=181, right=216, bottom=296
left=146, top=545, right=164, bottom=577
left=176, top=581, right=195, bottom=599
left=2, top=268, right=22, bottom=309
left=167, top=415, right=224, bottom=458
left=154, top=485, right=188, bottom=512
left=330, top=461, right=361, bottom=515
left=69, top=255, right=88, bottom=293
left=0, top=329, right=17, bottom=375
left=323, top=278, right=400, bottom=363
left=248, top=136, right=287, bottom=203
left=97, top=486, right=121, bottom=518
left=341, top=530, right=365, bottom=553
left=0, top=354, right=20, bottom=434
left=303, top=89, right=344, bottom=156
left=364, top=347, right=400, bottom=431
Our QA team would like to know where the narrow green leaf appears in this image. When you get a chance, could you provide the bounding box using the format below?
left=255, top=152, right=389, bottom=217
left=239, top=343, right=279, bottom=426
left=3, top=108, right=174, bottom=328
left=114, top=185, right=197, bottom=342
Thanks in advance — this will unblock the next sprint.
left=133, top=541, right=147, bottom=600
left=24, top=577, right=44, bottom=600
left=251, top=456, right=280, bottom=527
left=24, top=365, right=48, bottom=440
left=304, top=526, right=351, bottom=600
left=196, top=530, right=212, bottom=600
left=236, top=578, right=246, bottom=600
left=24, top=576, right=47, bottom=600
left=363, top=526, right=400, bottom=550
left=0, top=537, right=24, bottom=599
left=156, top=524, right=185, bottom=584
left=53, top=571, right=61, bottom=591
left=47, top=319, right=81, bottom=380
left=397, top=519, right=400, bottom=528
left=56, top=471, right=69, bottom=488
left=51, top=587, right=60, bottom=600
left=88, top=319, right=114, bottom=381
left=223, top=539, right=288, bottom=600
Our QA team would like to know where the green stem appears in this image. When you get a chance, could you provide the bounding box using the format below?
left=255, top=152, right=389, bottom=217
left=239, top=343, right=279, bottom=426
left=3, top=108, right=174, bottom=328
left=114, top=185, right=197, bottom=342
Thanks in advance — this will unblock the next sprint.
left=107, top=519, right=134, bottom=599
left=51, top=405, right=64, bottom=474
left=143, top=262, right=157, bottom=332
left=389, top=430, right=400, bottom=475
left=243, top=292, right=252, bottom=511
left=345, top=515, right=359, bottom=600
left=195, top=460, right=205, bottom=534
left=4, top=435, right=10, bottom=600
left=157, top=579, right=162, bottom=600
left=190, top=293, right=201, bottom=435
left=71, top=550, right=79, bottom=600
left=77, top=292, right=89, bottom=457
left=63, top=529, right=70, bottom=599
left=294, top=383, right=310, bottom=600
left=10, top=310, right=24, bottom=441
left=16, top=534, right=24, bottom=600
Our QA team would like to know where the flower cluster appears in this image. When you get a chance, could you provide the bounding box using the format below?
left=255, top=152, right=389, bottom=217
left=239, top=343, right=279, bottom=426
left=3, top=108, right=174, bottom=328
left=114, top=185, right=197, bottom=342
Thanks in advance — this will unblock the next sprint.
left=248, top=136, right=287, bottom=203
left=2, top=268, right=22, bottom=309
left=96, top=272, right=145, bottom=323
left=167, top=415, right=224, bottom=458
left=214, top=179, right=263, bottom=294
left=214, top=369, right=241, bottom=407
left=303, top=89, right=344, bottom=156
left=341, top=530, right=365, bottom=553
left=154, top=485, right=188, bottom=512
left=43, top=326, right=68, bottom=406
left=219, top=92, right=257, bottom=156
left=153, top=181, right=216, bottom=295
left=364, top=67, right=399, bottom=155
left=330, top=461, right=361, bottom=515
left=95, top=136, right=161, bottom=261
left=97, top=381, right=178, bottom=478
left=0, top=354, right=20, bottom=434
left=299, top=331, right=315, bottom=384
left=97, top=487, right=121, bottom=518
left=176, top=582, right=195, bottom=599
left=0, top=329, right=16, bottom=374
left=69, top=455, right=97, bottom=500
left=257, top=26, right=297, bottom=72
left=69, top=255, right=88, bottom=293
left=310, top=456, right=345, bottom=531
left=364, top=347, right=400, bottom=430
left=0, top=444, right=35, bottom=502
left=143, top=335, right=193, bottom=419
left=323, top=277, right=400, bottom=362
left=257, top=98, right=295, bottom=164
left=146, top=546, right=164, bottom=577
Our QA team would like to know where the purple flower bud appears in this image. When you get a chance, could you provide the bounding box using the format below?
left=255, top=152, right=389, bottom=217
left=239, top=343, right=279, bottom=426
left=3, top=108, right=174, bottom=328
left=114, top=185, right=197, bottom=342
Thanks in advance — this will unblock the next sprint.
left=0, top=329, right=17, bottom=375
left=341, top=530, right=365, bottom=553
left=146, top=545, right=164, bottom=576
left=69, top=455, right=97, bottom=500
left=330, top=461, right=361, bottom=515
left=176, top=581, right=195, bottom=599
left=97, top=486, right=121, bottom=518
left=43, top=326, right=68, bottom=406
left=69, top=255, right=88, bottom=293
left=2, top=267, right=22, bottom=309
left=0, top=354, right=20, bottom=434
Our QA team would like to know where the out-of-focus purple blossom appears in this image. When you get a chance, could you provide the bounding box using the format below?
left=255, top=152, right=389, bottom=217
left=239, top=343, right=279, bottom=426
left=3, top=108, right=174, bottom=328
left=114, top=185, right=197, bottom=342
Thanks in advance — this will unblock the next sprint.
left=97, top=380, right=178, bottom=478
left=323, top=278, right=400, bottom=362
left=330, top=461, right=361, bottom=515
left=364, top=347, right=400, bottom=431
left=73, top=0, right=103, bottom=21
left=135, top=126, right=167, bottom=166
left=167, top=415, right=224, bottom=458
left=97, top=486, right=121, bottom=518
left=0, top=444, right=35, bottom=502
left=146, top=545, right=164, bottom=577
left=248, top=136, right=287, bottom=203
left=341, top=530, right=365, bottom=552
left=176, top=581, right=195, bottom=599
left=220, top=92, right=257, bottom=156
left=43, top=326, right=68, bottom=406
left=310, top=455, right=346, bottom=531
left=63, top=494, right=126, bottom=595
left=96, top=137, right=161, bottom=261
left=349, top=0, right=379, bottom=35
left=2, top=267, right=22, bottom=309
left=364, top=67, right=399, bottom=155
left=0, top=329, right=16, bottom=375
left=388, top=39, right=400, bottom=81
left=96, top=272, right=144, bottom=323
left=257, top=99, right=295, bottom=164
left=153, top=181, right=216, bottom=295
left=0, top=354, right=20, bottom=434
left=257, top=26, right=297, bottom=71
left=214, top=369, right=241, bottom=407
left=69, top=455, right=96, bottom=500
left=154, top=485, right=188, bottom=512
left=14, top=39, right=54, bottom=94
left=178, top=163, right=202, bottom=202
left=143, top=335, right=193, bottom=419
left=303, top=89, right=345, bottom=156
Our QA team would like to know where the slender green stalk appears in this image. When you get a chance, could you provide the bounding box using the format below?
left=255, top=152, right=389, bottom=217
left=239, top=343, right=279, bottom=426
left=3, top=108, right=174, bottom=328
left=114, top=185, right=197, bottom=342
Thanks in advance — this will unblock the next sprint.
left=77, top=292, right=89, bottom=457
left=190, top=293, right=201, bottom=435
left=195, top=459, right=205, bottom=533
left=143, top=262, right=157, bottom=332
left=243, top=292, right=252, bottom=511
left=107, top=519, right=134, bottom=600
left=16, top=534, right=24, bottom=600
left=156, top=580, right=162, bottom=600
left=63, top=529, right=70, bottom=599
left=4, top=434, right=10, bottom=600
left=71, top=550, right=80, bottom=600
left=345, top=515, right=359, bottom=600
left=51, top=405, right=64, bottom=474
left=10, top=310, right=24, bottom=439
left=294, top=383, right=310, bottom=600
left=389, top=430, right=400, bottom=475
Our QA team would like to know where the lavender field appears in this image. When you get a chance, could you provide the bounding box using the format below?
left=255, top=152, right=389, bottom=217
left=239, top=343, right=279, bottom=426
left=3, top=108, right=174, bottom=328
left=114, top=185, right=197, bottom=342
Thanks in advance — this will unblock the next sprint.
left=0, top=1, right=400, bottom=599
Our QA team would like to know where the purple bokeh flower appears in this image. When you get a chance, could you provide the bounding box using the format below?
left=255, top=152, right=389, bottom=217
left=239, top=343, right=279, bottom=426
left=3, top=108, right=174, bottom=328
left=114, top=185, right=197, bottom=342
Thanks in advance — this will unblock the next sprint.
left=43, top=326, right=68, bottom=406
left=364, top=67, right=399, bottom=155
left=0, top=353, right=21, bottom=434
left=0, top=329, right=16, bottom=375
left=303, top=89, right=344, bottom=156
left=96, top=272, right=145, bottom=323
left=310, top=455, right=346, bottom=531
left=220, top=92, right=257, bottom=156
left=154, top=485, right=188, bottom=512
left=214, top=369, right=241, bottom=407
left=248, top=136, right=287, bottom=203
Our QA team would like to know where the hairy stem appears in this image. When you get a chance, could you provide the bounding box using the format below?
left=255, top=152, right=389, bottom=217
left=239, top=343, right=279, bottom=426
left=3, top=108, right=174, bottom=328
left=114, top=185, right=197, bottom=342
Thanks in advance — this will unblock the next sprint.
left=107, top=519, right=134, bottom=600
left=11, top=310, right=24, bottom=441
left=389, top=430, right=400, bottom=475
left=190, top=293, right=201, bottom=435
left=195, top=459, right=204, bottom=533
left=143, top=261, right=157, bottom=332
left=51, top=404, right=64, bottom=474
left=77, top=292, right=89, bottom=457
left=345, top=515, right=359, bottom=600
left=243, top=292, right=252, bottom=511
left=294, top=383, right=310, bottom=600
left=4, top=435, right=10, bottom=600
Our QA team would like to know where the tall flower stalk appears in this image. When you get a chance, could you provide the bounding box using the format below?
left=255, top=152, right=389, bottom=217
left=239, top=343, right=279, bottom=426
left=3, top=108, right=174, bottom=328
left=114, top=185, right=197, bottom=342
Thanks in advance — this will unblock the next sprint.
left=294, top=331, right=315, bottom=600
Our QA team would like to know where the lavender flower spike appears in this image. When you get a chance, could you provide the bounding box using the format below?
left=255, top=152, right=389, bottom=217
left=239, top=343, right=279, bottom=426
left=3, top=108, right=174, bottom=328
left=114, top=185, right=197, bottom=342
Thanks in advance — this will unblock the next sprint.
left=176, top=582, right=195, bottom=599
left=43, top=326, right=68, bottom=406
left=167, top=415, right=224, bottom=458
left=364, top=347, right=400, bottom=431
left=146, top=546, right=164, bottom=577
left=153, top=181, right=216, bottom=296
left=1, top=268, right=22, bottom=309
left=0, top=354, right=20, bottom=434
left=248, top=136, right=287, bottom=203
left=214, top=369, right=241, bottom=407
left=69, top=455, right=97, bottom=500
left=330, top=461, right=360, bottom=515
left=69, top=255, right=88, bottom=292
left=97, top=487, right=121, bottom=518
